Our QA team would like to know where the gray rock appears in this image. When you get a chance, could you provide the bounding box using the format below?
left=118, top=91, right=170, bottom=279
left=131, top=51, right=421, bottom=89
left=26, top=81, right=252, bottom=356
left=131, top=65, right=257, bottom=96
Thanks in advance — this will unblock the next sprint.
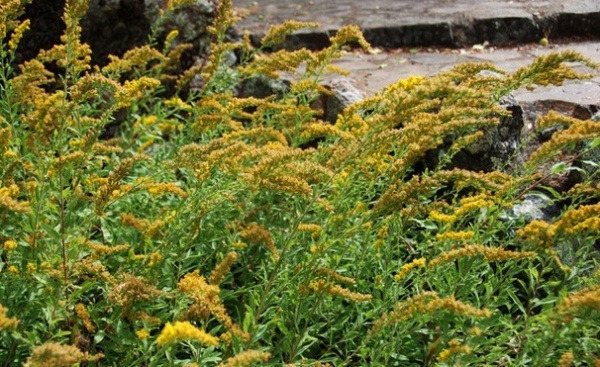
left=502, top=193, right=561, bottom=223
left=321, top=77, right=365, bottom=123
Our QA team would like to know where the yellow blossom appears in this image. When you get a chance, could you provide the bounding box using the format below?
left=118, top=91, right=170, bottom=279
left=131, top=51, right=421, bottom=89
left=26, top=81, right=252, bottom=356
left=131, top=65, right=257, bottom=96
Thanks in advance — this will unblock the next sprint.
left=428, top=245, right=536, bottom=268
left=329, top=25, right=370, bottom=50
left=23, top=342, right=103, bottom=367
left=8, top=19, right=30, bottom=51
left=436, top=230, right=475, bottom=242
left=308, top=279, right=372, bottom=302
left=429, top=210, right=458, bottom=224
left=394, top=257, right=426, bottom=282
left=557, top=285, right=600, bottom=318
left=216, top=350, right=271, bottom=367
left=3, top=240, right=17, bottom=252
left=3, top=150, right=17, bottom=159
left=115, top=77, right=161, bottom=108
left=437, top=339, right=472, bottom=362
left=75, top=303, right=95, bottom=333
left=372, top=292, right=491, bottom=333
left=261, top=20, right=319, bottom=47
left=558, top=351, right=575, bottom=367
left=209, top=252, right=238, bottom=285
left=147, top=252, right=163, bottom=267
left=136, top=329, right=150, bottom=340
left=156, top=321, right=219, bottom=346
left=0, top=304, right=19, bottom=331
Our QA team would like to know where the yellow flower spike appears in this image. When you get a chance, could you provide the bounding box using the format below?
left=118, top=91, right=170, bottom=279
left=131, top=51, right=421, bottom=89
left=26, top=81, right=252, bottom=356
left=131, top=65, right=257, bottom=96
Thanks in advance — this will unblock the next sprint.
left=557, top=351, right=575, bottom=367
left=207, top=0, right=237, bottom=38
left=437, top=339, right=472, bottom=362
left=157, top=321, right=219, bottom=347
left=115, top=77, right=161, bottom=108
left=435, top=230, right=475, bottom=242
left=261, top=20, right=320, bottom=48
left=8, top=19, right=29, bottom=51
left=372, top=291, right=491, bottom=334
left=209, top=252, right=238, bottom=285
left=0, top=304, right=19, bottom=331
left=557, top=285, right=600, bottom=318
left=216, top=350, right=271, bottom=367
left=164, top=29, right=179, bottom=46
left=3, top=240, right=17, bottom=252
left=308, top=279, right=372, bottom=302
left=135, top=329, right=150, bottom=340
left=428, top=245, right=536, bottom=269
left=329, top=25, right=371, bottom=50
left=394, top=258, right=426, bottom=282
left=25, top=342, right=103, bottom=366
left=75, top=303, right=95, bottom=333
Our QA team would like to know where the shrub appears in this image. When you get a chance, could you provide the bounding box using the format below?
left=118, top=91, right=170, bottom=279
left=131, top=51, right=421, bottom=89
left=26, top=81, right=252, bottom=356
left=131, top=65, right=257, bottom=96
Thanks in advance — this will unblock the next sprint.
left=1, top=0, right=599, bottom=366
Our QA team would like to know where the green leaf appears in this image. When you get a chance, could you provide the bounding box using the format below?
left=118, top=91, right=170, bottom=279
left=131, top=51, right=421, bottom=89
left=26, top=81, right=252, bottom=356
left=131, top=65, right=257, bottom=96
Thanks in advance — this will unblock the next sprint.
left=549, top=161, right=567, bottom=174
left=588, top=136, right=600, bottom=149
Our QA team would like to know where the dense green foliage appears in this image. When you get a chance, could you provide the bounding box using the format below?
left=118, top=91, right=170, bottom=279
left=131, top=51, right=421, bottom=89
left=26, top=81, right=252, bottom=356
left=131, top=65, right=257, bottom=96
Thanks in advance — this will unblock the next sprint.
left=1, top=0, right=599, bottom=366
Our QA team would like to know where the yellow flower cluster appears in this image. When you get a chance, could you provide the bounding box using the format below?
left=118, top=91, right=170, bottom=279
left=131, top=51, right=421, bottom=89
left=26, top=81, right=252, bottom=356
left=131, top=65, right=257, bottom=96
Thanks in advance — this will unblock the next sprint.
left=86, top=241, right=130, bottom=258
left=240, top=222, right=279, bottom=260
left=261, top=20, right=320, bottom=47
left=108, top=273, right=163, bottom=309
left=374, top=175, right=439, bottom=215
left=0, top=304, right=19, bottom=331
left=557, top=285, right=600, bottom=318
left=307, top=279, right=372, bottom=302
left=558, top=203, right=600, bottom=235
left=242, top=49, right=316, bottom=79
left=115, top=77, right=161, bottom=108
left=372, top=291, right=491, bottom=333
left=103, top=45, right=167, bottom=76
left=437, top=339, right=472, bottom=362
left=75, top=303, right=95, bottom=333
left=0, top=183, right=30, bottom=213
left=557, top=351, right=575, bottom=367
left=3, top=239, right=17, bottom=252
left=8, top=19, right=29, bottom=51
left=329, top=25, right=371, bottom=50
left=428, top=245, right=536, bottom=268
left=394, top=257, right=426, bottom=282
left=156, top=321, right=219, bottom=346
left=383, top=75, right=425, bottom=95
left=297, top=223, right=324, bottom=238
left=24, top=342, right=103, bottom=367
left=216, top=350, right=271, bottom=367
left=518, top=203, right=600, bottom=249
left=144, top=182, right=189, bottom=198
left=209, top=252, right=238, bottom=285
left=136, top=328, right=150, bottom=340
left=179, top=270, right=249, bottom=340
left=436, top=230, right=475, bottom=242
left=429, top=193, right=498, bottom=225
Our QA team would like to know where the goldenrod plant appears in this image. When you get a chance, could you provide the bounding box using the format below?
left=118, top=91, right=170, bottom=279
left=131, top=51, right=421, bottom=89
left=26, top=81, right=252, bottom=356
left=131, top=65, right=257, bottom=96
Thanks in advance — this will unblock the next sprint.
left=1, top=0, right=600, bottom=365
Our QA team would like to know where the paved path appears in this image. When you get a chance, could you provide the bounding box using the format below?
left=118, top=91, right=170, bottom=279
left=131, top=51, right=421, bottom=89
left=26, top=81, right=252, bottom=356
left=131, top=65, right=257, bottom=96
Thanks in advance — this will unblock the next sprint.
left=234, top=0, right=600, bottom=48
left=233, top=1, right=600, bottom=117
